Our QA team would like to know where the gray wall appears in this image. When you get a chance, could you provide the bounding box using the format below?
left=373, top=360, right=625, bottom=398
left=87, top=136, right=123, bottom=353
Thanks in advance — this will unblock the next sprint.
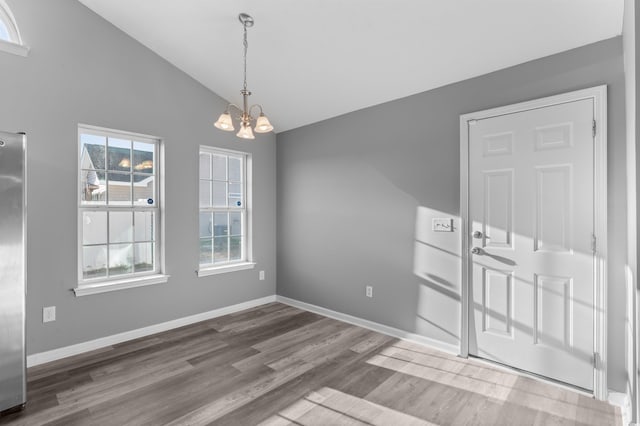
left=0, top=0, right=277, bottom=355
left=277, top=37, right=628, bottom=391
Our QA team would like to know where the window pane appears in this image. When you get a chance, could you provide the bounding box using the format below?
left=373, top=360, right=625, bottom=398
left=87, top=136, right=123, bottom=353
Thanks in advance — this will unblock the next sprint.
left=82, top=212, right=107, bottom=245
left=107, top=172, right=132, bottom=205
left=110, top=211, right=133, bottom=243
left=109, top=243, right=133, bottom=276
left=83, top=245, right=107, bottom=279
left=212, top=181, right=227, bottom=207
left=199, top=180, right=211, bottom=207
left=134, top=211, right=154, bottom=242
left=80, top=134, right=106, bottom=171
left=229, top=156, right=241, bottom=182
left=107, top=138, right=132, bottom=172
left=199, top=213, right=212, bottom=238
left=199, top=153, right=210, bottom=180
left=0, top=21, right=10, bottom=42
left=134, top=242, right=154, bottom=273
left=214, top=236, right=228, bottom=262
left=133, top=174, right=155, bottom=205
left=229, top=212, right=242, bottom=236
left=230, top=236, right=242, bottom=261
left=200, top=239, right=213, bottom=265
left=228, top=183, right=242, bottom=207
left=133, top=141, right=154, bottom=174
left=212, top=154, right=227, bottom=181
left=214, top=213, right=228, bottom=237
left=81, top=170, right=106, bottom=204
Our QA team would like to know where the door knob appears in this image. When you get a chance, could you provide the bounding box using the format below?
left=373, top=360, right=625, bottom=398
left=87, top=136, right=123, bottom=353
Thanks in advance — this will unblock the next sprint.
left=471, top=247, right=483, bottom=255
left=473, top=231, right=483, bottom=239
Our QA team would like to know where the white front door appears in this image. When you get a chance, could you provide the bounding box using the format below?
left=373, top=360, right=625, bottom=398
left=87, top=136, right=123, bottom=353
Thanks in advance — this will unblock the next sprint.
left=467, top=98, right=595, bottom=390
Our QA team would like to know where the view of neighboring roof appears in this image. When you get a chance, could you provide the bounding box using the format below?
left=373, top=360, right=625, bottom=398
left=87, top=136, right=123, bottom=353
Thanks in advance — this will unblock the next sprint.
left=82, top=144, right=153, bottom=183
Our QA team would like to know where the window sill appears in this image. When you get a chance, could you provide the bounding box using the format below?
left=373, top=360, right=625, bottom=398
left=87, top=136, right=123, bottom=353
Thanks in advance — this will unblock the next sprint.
left=74, top=274, right=170, bottom=297
left=0, top=39, right=29, bottom=57
left=197, top=262, right=256, bottom=277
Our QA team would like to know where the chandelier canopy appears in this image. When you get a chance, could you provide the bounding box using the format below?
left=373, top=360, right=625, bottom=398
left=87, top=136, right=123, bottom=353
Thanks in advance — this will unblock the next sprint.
left=214, top=13, right=273, bottom=140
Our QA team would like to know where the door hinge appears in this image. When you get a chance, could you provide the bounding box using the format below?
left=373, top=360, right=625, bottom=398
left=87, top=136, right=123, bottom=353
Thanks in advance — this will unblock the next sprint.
left=593, top=352, right=600, bottom=369
left=591, top=234, right=597, bottom=253
left=592, top=119, right=597, bottom=138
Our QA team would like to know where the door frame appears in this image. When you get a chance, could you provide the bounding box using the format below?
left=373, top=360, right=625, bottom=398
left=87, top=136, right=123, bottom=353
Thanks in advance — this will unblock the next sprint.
left=459, top=85, right=608, bottom=399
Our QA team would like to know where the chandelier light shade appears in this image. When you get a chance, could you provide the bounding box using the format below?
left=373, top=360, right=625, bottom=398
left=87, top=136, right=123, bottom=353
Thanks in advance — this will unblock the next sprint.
left=214, top=13, right=274, bottom=139
left=213, top=111, right=234, bottom=131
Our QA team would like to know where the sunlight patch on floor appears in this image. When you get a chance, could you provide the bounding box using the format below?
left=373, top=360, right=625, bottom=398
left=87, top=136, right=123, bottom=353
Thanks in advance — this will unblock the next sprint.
left=365, top=340, right=613, bottom=423
left=258, top=386, right=435, bottom=426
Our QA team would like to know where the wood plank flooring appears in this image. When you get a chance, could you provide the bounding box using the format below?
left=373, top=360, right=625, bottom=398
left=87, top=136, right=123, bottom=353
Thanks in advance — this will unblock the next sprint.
left=0, top=303, right=620, bottom=425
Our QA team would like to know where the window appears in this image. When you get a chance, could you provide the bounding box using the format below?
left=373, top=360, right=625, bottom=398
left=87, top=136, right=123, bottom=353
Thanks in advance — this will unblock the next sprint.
left=76, top=125, right=167, bottom=296
left=198, top=146, right=253, bottom=275
left=0, top=0, right=28, bottom=56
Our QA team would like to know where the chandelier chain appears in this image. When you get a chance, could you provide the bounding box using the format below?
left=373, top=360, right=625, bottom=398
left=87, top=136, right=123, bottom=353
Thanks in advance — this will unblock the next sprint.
left=243, top=22, right=248, bottom=92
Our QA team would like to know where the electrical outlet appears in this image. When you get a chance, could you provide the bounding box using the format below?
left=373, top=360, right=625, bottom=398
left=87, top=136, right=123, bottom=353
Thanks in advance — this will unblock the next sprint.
left=259, top=270, right=265, bottom=281
left=365, top=285, right=373, bottom=298
left=43, top=306, right=56, bottom=323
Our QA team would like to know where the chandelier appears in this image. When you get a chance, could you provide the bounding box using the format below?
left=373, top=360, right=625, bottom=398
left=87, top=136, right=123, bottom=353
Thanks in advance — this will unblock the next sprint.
left=214, top=13, right=273, bottom=139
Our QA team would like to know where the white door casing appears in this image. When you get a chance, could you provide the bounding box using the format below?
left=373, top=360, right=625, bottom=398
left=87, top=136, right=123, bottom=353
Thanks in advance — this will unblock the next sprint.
left=459, top=86, right=607, bottom=399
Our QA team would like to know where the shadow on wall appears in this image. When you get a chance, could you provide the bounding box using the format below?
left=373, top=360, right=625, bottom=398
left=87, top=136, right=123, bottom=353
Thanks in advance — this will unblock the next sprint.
left=413, top=206, right=462, bottom=346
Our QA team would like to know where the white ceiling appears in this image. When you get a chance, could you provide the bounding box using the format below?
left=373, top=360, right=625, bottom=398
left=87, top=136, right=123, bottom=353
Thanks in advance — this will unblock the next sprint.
left=78, top=0, right=624, bottom=133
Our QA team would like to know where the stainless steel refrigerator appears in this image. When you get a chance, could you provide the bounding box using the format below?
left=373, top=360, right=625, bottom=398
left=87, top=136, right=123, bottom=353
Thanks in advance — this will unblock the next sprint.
left=0, top=131, right=26, bottom=413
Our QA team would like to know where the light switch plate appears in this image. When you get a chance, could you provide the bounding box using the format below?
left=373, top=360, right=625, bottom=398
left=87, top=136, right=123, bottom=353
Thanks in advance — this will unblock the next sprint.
left=43, top=306, right=56, bottom=323
left=432, top=218, right=454, bottom=232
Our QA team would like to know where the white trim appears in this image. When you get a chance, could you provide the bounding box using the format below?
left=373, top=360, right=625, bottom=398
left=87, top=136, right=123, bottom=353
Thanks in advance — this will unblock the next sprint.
left=198, top=145, right=253, bottom=268
left=197, top=261, right=256, bottom=277
left=0, top=38, right=28, bottom=56
left=276, top=295, right=460, bottom=355
left=27, top=295, right=277, bottom=367
left=78, top=123, right=161, bottom=142
left=73, top=274, right=170, bottom=296
left=77, top=124, right=165, bottom=289
left=0, top=0, right=28, bottom=57
left=609, top=391, right=632, bottom=426
left=592, top=85, right=609, bottom=401
left=459, top=85, right=608, bottom=399
left=459, top=114, right=471, bottom=359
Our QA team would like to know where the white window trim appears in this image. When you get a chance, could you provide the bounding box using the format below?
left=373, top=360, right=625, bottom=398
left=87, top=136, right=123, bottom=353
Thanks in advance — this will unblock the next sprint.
left=75, top=124, right=167, bottom=296
left=197, top=262, right=256, bottom=277
left=73, top=274, right=170, bottom=297
left=198, top=145, right=254, bottom=276
left=0, top=1, right=29, bottom=57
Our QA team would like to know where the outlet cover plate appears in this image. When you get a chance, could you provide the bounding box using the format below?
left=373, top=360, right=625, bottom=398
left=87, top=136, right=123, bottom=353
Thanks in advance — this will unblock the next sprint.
left=43, top=306, right=56, bottom=323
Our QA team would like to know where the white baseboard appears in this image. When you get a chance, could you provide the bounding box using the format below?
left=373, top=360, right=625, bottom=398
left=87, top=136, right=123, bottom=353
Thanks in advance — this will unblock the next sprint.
left=27, top=295, right=277, bottom=367
left=608, top=391, right=632, bottom=426
left=276, top=295, right=460, bottom=355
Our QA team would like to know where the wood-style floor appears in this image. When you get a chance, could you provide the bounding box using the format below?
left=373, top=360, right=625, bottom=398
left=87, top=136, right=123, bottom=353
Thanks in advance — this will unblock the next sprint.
left=0, top=302, right=620, bottom=426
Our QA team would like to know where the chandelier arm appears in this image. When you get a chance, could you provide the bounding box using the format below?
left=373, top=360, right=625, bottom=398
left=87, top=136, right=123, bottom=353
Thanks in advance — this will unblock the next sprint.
left=226, top=103, right=244, bottom=115
left=248, top=104, right=264, bottom=117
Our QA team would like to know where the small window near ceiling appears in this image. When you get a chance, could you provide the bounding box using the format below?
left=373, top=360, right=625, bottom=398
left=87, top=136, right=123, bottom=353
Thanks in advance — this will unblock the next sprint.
left=0, top=0, right=29, bottom=56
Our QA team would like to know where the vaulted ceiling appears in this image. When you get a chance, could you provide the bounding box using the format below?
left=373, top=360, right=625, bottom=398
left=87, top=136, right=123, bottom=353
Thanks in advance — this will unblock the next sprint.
left=78, top=0, right=624, bottom=133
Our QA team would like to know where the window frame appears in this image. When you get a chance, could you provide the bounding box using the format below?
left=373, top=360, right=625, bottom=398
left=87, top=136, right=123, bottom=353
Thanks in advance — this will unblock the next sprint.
left=197, top=145, right=254, bottom=277
left=75, top=124, right=168, bottom=296
left=0, top=0, right=28, bottom=57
